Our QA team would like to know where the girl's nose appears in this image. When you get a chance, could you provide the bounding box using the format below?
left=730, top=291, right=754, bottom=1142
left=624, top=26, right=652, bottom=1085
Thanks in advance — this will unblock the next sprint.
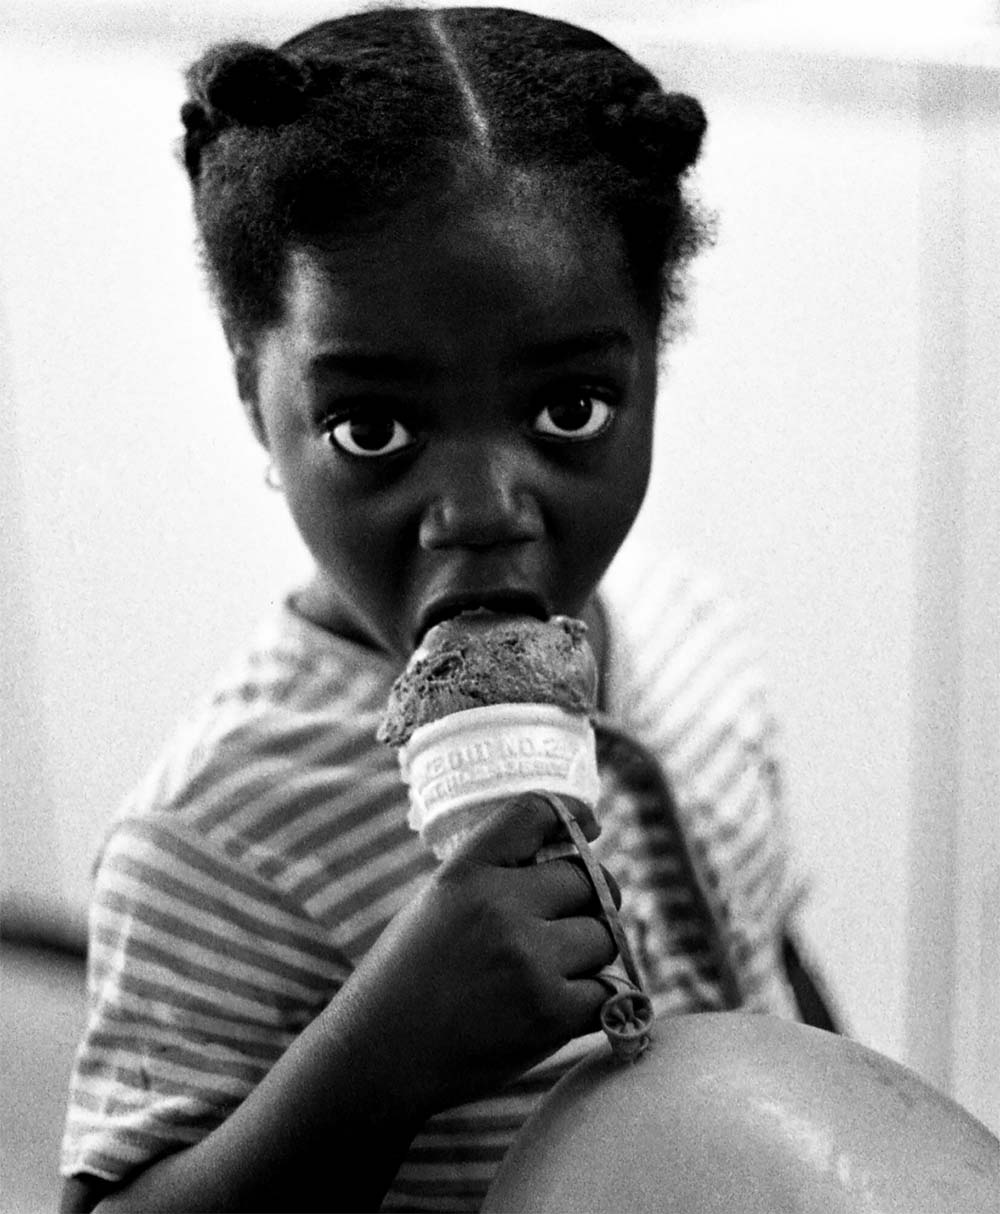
left=418, top=443, right=544, bottom=550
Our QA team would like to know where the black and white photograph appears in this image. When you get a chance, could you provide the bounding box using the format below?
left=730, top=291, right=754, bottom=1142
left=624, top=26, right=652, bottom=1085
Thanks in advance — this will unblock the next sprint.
left=2, top=2, right=998, bottom=1211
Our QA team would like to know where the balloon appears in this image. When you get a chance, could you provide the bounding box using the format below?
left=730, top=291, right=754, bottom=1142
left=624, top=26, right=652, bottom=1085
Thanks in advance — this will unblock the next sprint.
left=483, top=1013, right=999, bottom=1214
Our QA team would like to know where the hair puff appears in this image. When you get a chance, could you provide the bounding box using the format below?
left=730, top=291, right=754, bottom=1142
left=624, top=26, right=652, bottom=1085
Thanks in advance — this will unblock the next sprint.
left=596, top=89, right=707, bottom=179
left=182, top=42, right=315, bottom=179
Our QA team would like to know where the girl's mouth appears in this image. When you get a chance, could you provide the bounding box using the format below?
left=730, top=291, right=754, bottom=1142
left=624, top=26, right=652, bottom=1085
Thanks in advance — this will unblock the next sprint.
left=415, top=589, right=549, bottom=644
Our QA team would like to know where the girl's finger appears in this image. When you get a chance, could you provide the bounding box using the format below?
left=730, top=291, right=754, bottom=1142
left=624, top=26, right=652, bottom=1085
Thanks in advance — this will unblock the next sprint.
left=456, top=792, right=576, bottom=866
left=529, top=855, right=622, bottom=921
left=559, top=974, right=626, bottom=1039
left=547, top=915, right=620, bottom=978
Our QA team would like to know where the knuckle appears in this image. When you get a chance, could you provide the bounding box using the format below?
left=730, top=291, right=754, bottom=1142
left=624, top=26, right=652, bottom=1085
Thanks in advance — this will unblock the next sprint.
left=506, top=791, right=558, bottom=829
left=556, top=854, right=591, bottom=895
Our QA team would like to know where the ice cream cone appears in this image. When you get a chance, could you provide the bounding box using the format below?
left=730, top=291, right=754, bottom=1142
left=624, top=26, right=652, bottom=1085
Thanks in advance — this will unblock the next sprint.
left=398, top=702, right=600, bottom=858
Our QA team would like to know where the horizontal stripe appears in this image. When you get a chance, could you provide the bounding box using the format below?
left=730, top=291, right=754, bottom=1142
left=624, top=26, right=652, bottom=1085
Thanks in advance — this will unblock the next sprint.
left=666, top=662, right=765, bottom=767
left=425, top=1120, right=517, bottom=1146
left=75, top=1048, right=266, bottom=1101
left=88, top=923, right=321, bottom=1026
left=84, top=974, right=304, bottom=1050
left=100, top=820, right=343, bottom=960
left=382, top=1195, right=485, bottom=1213
left=264, top=783, right=407, bottom=880
left=404, top=1142, right=509, bottom=1165
left=94, top=884, right=344, bottom=999
left=67, top=1110, right=214, bottom=1150
left=293, top=812, right=431, bottom=919
left=77, top=1017, right=282, bottom=1071
left=67, top=1079, right=233, bottom=1126
left=390, top=1163, right=501, bottom=1188
left=324, top=880, right=430, bottom=959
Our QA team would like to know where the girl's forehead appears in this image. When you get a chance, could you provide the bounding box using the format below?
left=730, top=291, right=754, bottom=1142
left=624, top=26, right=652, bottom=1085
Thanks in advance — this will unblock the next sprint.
left=301, top=186, right=614, bottom=279
left=282, top=186, right=649, bottom=354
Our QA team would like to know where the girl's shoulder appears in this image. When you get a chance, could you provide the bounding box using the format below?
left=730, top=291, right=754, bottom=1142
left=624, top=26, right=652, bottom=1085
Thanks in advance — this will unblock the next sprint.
left=108, top=600, right=401, bottom=842
left=91, top=601, right=429, bottom=961
left=215, top=595, right=399, bottom=710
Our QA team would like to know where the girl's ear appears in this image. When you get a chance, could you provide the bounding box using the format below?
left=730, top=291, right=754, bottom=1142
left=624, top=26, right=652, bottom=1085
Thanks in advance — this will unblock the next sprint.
left=223, top=323, right=268, bottom=449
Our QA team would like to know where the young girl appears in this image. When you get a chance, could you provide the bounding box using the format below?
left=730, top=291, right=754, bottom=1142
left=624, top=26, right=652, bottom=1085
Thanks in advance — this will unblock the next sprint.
left=61, top=6, right=831, bottom=1211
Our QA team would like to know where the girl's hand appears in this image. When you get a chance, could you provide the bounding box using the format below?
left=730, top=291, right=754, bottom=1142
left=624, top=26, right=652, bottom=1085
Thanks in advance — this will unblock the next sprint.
left=329, top=793, right=620, bottom=1117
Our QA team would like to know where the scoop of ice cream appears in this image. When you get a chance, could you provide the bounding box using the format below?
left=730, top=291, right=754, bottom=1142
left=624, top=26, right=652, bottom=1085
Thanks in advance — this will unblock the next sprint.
left=377, top=611, right=598, bottom=749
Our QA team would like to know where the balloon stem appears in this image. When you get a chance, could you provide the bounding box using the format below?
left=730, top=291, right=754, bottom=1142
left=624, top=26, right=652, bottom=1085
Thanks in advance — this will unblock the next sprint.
left=539, top=792, right=654, bottom=1061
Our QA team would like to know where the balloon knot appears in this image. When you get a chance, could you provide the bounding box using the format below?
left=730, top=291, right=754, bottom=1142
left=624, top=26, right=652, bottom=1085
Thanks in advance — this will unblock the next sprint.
left=599, top=980, right=654, bottom=1061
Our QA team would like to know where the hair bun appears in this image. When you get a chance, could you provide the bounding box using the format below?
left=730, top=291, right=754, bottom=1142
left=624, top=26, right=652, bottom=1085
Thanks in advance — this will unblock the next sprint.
left=186, top=42, right=310, bottom=132
left=598, top=89, right=707, bottom=177
left=181, top=42, right=313, bottom=183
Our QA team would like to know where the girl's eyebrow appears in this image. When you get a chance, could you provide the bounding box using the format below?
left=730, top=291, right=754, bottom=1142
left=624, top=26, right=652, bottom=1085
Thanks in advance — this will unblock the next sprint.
left=518, top=327, right=633, bottom=369
left=306, top=327, right=633, bottom=382
left=307, top=350, right=430, bottom=382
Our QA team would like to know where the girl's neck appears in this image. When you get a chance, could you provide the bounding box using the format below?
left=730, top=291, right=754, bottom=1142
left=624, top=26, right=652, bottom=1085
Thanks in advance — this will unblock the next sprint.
left=290, top=573, right=387, bottom=655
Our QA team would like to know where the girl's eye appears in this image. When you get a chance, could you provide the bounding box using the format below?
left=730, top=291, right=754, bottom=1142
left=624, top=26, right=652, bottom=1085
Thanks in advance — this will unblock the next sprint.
left=532, top=392, right=616, bottom=442
left=323, top=412, right=416, bottom=458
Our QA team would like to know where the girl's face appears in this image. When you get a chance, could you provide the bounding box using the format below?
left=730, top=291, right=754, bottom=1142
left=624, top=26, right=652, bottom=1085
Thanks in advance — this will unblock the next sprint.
left=238, top=185, right=659, bottom=660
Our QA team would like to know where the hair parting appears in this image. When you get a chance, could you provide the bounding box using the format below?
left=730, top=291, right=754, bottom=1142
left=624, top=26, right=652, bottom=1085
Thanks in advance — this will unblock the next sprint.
left=178, top=4, right=714, bottom=341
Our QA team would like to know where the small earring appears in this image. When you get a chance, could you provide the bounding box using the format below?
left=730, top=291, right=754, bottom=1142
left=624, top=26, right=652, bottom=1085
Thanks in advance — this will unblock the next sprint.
left=264, top=461, right=283, bottom=491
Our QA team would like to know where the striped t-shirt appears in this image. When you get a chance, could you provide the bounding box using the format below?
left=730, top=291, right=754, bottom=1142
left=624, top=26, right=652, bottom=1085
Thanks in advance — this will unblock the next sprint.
left=61, top=549, right=803, bottom=1210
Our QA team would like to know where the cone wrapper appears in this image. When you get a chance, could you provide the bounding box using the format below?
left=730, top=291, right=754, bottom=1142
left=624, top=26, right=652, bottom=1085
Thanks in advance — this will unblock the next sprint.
left=398, top=703, right=600, bottom=859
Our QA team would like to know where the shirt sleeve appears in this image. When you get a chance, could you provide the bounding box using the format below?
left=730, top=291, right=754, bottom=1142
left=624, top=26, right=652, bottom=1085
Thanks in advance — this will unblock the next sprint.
left=60, top=813, right=353, bottom=1184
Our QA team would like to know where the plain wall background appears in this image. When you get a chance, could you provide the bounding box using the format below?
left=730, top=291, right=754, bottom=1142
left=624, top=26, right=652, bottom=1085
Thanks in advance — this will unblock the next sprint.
left=2, top=0, right=997, bottom=1133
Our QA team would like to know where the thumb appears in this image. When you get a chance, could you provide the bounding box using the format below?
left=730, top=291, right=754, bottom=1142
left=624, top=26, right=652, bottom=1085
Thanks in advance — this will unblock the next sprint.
left=458, top=793, right=577, bottom=867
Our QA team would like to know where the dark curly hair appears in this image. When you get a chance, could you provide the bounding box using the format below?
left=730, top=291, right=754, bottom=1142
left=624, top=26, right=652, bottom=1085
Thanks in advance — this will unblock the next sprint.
left=179, top=4, right=713, bottom=340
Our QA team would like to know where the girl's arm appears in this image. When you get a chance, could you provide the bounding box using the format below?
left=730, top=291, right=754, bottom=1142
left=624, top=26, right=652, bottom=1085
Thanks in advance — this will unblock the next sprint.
left=61, top=795, right=617, bottom=1214
left=60, top=979, right=432, bottom=1213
